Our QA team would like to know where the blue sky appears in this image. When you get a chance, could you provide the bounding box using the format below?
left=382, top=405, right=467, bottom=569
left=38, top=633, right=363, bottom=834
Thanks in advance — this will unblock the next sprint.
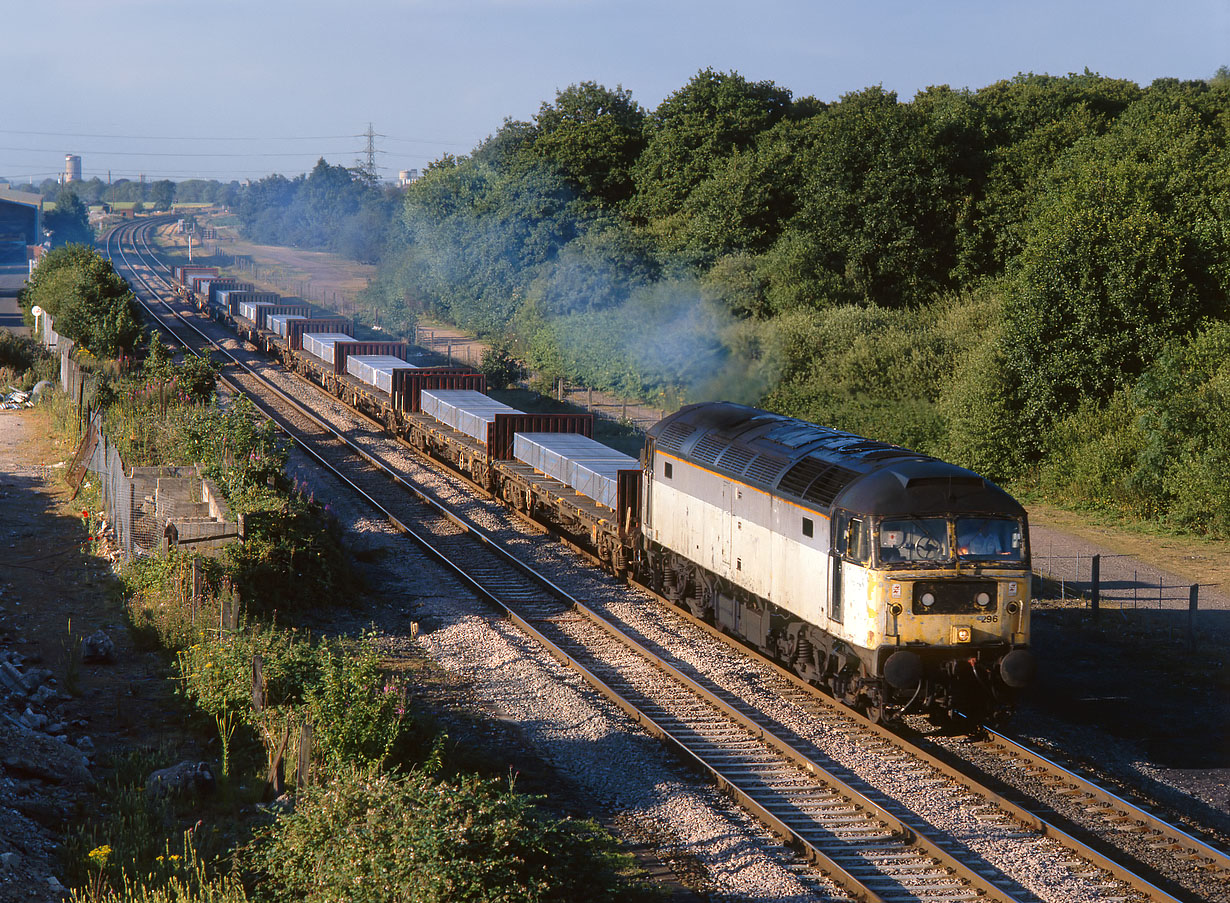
left=3, top=0, right=1226, bottom=184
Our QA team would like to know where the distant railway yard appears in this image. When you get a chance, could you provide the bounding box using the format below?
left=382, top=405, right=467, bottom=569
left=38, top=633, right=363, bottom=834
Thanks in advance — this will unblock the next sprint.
left=23, top=214, right=1209, bottom=902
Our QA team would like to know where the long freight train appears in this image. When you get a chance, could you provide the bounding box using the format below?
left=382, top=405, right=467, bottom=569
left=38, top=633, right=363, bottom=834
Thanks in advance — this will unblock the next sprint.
left=172, top=264, right=1035, bottom=722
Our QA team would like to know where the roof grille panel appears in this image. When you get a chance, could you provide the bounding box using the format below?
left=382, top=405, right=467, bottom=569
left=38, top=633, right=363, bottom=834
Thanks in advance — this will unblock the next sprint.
left=717, top=445, right=755, bottom=475
left=778, top=457, right=832, bottom=497
left=691, top=433, right=729, bottom=466
left=803, top=464, right=860, bottom=506
left=657, top=422, right=695, bottom=453
left=779, top=456, right=861, bottom=508
left=745, top=455, right=788, bottom=485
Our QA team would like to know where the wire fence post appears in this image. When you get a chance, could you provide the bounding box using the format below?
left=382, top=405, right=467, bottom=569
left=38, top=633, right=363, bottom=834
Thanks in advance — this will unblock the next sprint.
left=1188, top=584, right=1199, bottom=650
left=1089, top=554, right=1100, bottom=619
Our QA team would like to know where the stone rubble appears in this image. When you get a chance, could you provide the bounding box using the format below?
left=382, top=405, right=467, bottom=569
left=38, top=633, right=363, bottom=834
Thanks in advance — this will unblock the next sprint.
left=0, top=585, right=102, bottom=902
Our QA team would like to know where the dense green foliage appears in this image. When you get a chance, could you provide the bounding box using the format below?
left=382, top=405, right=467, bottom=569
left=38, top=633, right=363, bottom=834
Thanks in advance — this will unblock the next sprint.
left=256, top=767, right=653, bottom=903
left=236, top=159, right=398, bottom=262
left=43, top=188, right=95, bottom=246
left=178, top=627, right=418, bottom=772
left=14, top=175, right=239, bottom=211
left=21, top=244, right=143, bottom=358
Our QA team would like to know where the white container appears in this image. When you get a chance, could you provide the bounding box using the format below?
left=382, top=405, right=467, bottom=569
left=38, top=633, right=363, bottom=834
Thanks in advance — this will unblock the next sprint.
left=513, top=432, right=637, bottom=509
left=420, top=389, right=518, bottom=445
left=346, top=355, right=418, bottom=394
left=302, top=333, right=356, bottom=366
left=268, top=314, right=307, bottom=337
left=238, top=301, right=277, bottom=324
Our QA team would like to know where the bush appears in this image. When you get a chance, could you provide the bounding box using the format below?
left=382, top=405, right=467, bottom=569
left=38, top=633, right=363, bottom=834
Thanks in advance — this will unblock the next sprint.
left=0, top=332, right=50, bottom=388
left=254, top=767, right=656, bottom=903
left=178, top=629, right=417, bottom=773
left=478, top=342, right=521, bottom=390
left=121, top=553, right=226, bottom=652
left=1032, top=392, right=1152, bottom=515
left=221, top=490, right=350, bottom=617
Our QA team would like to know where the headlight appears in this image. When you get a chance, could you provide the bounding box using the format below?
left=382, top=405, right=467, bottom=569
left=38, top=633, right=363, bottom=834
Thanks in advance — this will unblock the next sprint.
left=976, top=591, right=992, bottom=607
left=952, top=625, right=972, bottom=643
left=921, top=592, right=935, bottom=607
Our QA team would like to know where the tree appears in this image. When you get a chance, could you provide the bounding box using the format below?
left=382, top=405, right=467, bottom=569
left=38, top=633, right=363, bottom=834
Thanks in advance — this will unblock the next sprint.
left=631, top=69, right=793, bottom=221
left=21, top=244, right=142, bottom=359
left=1002, top=88, right=1229, bottom=448
left=148, top=179, right=176, bottom=210
left=478, top=342, right=520, bottom=390
left=785, top=87, right=965, bottom=307
left=43, top=189, right=93, bottom=247
left=531, top=82, right=646, bottom=207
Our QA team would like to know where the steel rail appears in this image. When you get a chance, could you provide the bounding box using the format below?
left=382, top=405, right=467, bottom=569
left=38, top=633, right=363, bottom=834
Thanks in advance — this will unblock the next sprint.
left=979, top=728, right=1230, bottom=882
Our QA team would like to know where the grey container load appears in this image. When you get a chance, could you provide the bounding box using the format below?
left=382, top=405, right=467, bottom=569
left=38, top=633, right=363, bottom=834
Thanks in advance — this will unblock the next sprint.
left=420, top=389, right=519, bottom=445
left=268, top=314, right=307, bottom=337
left=302, top=333, right=358, bottom=366
left=346, top=355, right=418, bottom=394
left=513, top=432, right=638, bottom=509
left=237, top=300, right=276, bottom=324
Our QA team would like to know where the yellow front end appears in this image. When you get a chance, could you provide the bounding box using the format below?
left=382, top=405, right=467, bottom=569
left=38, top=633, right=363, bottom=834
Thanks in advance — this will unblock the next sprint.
left=870, top=570, right=1031, bottom=650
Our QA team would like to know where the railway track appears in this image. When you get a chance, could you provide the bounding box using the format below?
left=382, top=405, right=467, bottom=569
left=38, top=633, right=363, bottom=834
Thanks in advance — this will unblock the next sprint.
left=105, top=219, right=1229, bottom=902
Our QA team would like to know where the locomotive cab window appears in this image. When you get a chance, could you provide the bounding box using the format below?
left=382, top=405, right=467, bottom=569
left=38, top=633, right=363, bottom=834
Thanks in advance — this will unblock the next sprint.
left=878, top=516, right=949, bottom=564
left=833, top=513, right=869, bottom=564
left=956, top=517, right=1025, bottom=562
left=802, top=517, right=813, bottom=538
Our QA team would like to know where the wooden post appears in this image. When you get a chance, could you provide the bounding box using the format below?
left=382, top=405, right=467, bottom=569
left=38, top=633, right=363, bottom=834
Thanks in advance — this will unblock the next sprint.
left=191, top=559, right=200, bottom=624
left=252, top=654, right=265, bottom=712
left=296, top=722, right=314, bottom=788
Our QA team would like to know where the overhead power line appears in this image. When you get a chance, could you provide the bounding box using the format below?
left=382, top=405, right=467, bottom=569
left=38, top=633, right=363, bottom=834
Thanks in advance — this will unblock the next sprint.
left=0, top=145, right=365, bottom=158
left=0, top=128, right=474, bottom=147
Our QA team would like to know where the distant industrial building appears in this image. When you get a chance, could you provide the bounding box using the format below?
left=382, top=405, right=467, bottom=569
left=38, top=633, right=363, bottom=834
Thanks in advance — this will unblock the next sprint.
left=398, top=169, right=419, bottom=187
left=0, top=186, right=42, bottom=262
left=64, top=154, right=82, bottom=183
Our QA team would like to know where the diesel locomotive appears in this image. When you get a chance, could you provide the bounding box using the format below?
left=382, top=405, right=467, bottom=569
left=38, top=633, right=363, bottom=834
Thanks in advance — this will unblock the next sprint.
left=639, top=403, right=1035, bottom=722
